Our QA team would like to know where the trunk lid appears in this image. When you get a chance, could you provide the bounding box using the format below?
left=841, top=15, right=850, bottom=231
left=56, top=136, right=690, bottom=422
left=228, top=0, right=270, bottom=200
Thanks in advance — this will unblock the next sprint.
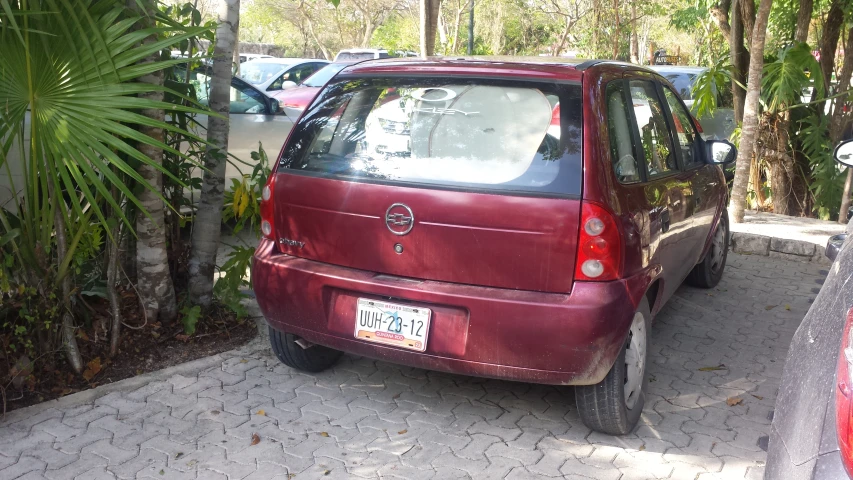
left=272, top=174, right=581, bottom=292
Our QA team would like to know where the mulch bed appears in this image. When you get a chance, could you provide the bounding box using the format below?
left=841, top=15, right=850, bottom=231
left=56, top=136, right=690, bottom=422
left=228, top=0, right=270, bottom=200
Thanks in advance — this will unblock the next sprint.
left=1, top=288, right=257, bottom=414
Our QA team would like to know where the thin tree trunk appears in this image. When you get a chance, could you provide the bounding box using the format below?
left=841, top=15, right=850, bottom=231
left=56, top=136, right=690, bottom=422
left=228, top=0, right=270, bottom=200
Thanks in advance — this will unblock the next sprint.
left=107, top=223, right=121, bottom=356
left=554, top=18, right=571, bottom=57
left=730, top=0, right=748, bottom=123
left=130, top=0, right=178, bottom=324
left=740, top=0, right=755, bottom=45
left=630, top=1, right=639, bottom=63
left=794, top=0, right=813, bottom=43
left=834, top=27, right=853, bottom=222
left=730, top=0, right=773, bottom=223
left=612, top=0, right=620, bottom=59
left=814, top=0, right=843, bottom=107
left=420, top=0, right=441, bottom=57
left=710, top=0, right=732, bottom=42
left=187, top=0, right=240, bottom=306
left=49, top=184, right=83, bottom=374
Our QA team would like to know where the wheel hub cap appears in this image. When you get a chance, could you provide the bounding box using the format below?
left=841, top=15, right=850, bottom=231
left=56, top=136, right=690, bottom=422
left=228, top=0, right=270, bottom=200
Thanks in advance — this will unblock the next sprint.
left=624, top=312, right=646, bottom=410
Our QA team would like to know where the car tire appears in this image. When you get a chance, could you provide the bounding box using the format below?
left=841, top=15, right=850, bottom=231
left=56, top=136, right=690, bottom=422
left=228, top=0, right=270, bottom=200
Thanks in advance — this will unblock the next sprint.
left=269, top=327, right=342, bottom=373
left=575, top=297, right=651, bottom=435
left=687, top=210, right=729, bottom=289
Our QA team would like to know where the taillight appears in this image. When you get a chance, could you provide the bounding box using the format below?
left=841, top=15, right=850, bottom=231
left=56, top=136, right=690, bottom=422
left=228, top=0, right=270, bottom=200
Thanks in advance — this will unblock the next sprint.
left=836, top=307, right=853, bottom=475
left=260, top=174, right=275, bottom=241
left=574, top=202, right=622, bottom=281
left=692, top=115, right=703, bottom=134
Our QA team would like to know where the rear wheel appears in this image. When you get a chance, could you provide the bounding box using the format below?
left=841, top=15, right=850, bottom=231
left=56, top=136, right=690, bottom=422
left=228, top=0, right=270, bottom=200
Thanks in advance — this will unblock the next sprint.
left=269, top=327, right=342, bottom=373
left=576, top=298, right=651, bottom=435
left=687, top=210, right=729, bottom=288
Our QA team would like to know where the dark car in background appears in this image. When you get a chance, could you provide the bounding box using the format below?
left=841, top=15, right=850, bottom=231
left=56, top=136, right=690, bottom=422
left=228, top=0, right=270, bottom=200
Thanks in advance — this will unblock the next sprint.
left=253, top=57, right=736, bottom=435
left=766, top=140, right=853, bottom=479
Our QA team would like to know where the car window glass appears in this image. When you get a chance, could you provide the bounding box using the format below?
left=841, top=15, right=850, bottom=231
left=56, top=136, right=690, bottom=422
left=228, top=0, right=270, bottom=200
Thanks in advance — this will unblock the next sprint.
left=239, top=62, right=292, bottom=85
left=628, top=80, right=676, bottom=178
left=191, top=71, right=266, bottom=114
left=606, top=82, right=641, bottom=183
left=662, top=87, right=701, bottom=168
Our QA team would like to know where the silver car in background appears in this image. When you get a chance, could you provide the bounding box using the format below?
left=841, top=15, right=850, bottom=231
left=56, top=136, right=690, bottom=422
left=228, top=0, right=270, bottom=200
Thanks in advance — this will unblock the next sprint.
left=651, top=65, right=737, bottom=141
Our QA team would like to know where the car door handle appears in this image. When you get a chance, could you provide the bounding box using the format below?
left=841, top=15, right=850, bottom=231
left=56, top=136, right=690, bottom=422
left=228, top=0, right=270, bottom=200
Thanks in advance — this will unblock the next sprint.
left=661, top=208, right=671, bottom=233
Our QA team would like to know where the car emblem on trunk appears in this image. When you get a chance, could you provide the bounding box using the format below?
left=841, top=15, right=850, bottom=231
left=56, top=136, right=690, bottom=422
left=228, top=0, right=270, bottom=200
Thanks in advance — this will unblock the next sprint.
left=385, top=203, right=414, bottom=235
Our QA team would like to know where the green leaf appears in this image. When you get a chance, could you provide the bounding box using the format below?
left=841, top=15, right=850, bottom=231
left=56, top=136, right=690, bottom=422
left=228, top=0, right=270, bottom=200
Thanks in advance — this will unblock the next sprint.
left=180, top=305, right=202, bottom=335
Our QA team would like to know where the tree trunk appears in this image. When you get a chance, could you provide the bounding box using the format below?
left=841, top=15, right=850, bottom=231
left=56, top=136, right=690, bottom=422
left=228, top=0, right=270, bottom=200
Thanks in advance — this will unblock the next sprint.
left=187, top=0, right=240, bottom=307
left=834, top=27, right=853, bottom=222
left=730, top=0, right=748, bottom=123
left=710, top=0, right=732, bottom=42
left=554, top=17, right=571, bottom=57
left=729, top=0, right=773, bottom=223
left=814, top=0, right=843, bottom=107
left=420, top=0, right=441, bottom=57
left=612, top=0, right=620, bottom=59
left=49, top=182, right=83, bottom=374
left=107, top=223, right=122, bottom=356
left=130, top=0, right=178, bottom=324
left=794, top=0, right=813, bottom=43
left=630, top=2, right=639, bottom=63
left=740, top=0, right=755, bottom=45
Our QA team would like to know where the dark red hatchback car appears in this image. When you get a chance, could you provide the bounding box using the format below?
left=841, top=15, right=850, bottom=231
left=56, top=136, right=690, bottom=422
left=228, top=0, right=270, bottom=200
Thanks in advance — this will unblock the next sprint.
left=253, top=57, right=736, bottom=435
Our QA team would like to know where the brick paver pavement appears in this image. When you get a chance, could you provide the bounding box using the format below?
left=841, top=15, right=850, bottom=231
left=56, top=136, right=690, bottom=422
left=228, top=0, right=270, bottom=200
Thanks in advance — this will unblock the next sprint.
left=0, top=253, right=826, bottom=479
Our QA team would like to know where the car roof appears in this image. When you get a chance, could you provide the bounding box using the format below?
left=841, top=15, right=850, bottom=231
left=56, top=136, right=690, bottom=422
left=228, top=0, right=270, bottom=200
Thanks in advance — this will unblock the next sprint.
left=248, top=57, right=327, bottom=65
left=339, top=56, right=649, bottom=82
left=648, top=65, right=707, bottom=74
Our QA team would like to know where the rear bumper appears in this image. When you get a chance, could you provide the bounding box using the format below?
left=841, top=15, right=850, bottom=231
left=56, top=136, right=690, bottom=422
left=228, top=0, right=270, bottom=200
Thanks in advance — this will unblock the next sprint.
left=252, top=239, right=644, bottom=385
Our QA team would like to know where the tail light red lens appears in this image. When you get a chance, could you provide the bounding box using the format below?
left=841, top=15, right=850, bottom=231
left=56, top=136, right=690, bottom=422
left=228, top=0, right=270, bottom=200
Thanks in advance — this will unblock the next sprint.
left=575, top=201, right=622, bottom=282
left=836, top=307, right=853, bottom=476
left=260, top=174, right=276, bottom=242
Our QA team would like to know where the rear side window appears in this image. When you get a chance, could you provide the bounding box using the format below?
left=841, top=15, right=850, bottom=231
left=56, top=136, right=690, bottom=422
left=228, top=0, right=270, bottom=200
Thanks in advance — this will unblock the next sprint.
left=605, top=82, right=641, bottom=183
left=279, top=77, right=583, bottom=196
left=628, top=80, right=677, bottom=178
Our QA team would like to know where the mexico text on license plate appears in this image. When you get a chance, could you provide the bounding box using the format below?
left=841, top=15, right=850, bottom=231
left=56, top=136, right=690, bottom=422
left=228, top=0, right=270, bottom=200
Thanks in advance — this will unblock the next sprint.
left=354, top=298, right=431, bottom=352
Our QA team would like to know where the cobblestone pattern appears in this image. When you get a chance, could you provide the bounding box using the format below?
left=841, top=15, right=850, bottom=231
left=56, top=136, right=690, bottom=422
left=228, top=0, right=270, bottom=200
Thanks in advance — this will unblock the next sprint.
left=0, top=253, right=826, bottom=479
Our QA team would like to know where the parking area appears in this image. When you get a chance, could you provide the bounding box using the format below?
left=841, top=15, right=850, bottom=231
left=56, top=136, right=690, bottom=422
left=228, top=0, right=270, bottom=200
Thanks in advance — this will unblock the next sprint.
left=0, top=253, right=826, bottom=480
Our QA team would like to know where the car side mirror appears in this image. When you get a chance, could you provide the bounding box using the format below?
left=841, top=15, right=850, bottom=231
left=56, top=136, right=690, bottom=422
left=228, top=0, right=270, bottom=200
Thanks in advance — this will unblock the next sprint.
left=827, top=233, right=847, bottom=262
left=268, top=98, right=281, bottom=114
left=706, top=139, right=737, bottom=165
left=834, top=140, right=853, bottom=167
left=282, top=80, right=298, bottom=90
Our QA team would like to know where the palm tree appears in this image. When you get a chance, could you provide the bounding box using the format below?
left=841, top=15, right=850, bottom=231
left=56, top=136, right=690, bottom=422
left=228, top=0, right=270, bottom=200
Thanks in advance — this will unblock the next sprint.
left=187, top=0, right=241, bottom=306
left=0, top=0, right=206, bottom=370
left=729, top=0, right=773, bottom=223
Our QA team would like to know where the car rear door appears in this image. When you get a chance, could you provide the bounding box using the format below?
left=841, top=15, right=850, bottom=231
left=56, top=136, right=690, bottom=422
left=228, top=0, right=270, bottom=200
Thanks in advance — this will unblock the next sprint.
left=659, top=84, right=722, bottom=258
left=269, top=75, right=585, bottom=294
left=623, top=76, right=696, bottom=298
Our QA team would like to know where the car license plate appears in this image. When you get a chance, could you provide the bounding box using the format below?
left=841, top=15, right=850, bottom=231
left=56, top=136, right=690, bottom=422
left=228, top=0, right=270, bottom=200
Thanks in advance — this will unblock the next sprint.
left=354, top=298, right=431, bottom=352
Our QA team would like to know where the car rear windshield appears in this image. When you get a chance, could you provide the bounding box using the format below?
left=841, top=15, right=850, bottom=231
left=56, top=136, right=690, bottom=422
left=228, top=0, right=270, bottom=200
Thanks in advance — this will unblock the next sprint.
left=662, top=73, right=696, bottom=100
left=278, top=77, right=583, bottom=196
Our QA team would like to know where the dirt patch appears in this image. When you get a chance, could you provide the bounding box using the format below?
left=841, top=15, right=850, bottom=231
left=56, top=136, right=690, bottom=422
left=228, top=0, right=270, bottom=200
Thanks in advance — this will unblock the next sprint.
left=1, top=289, right=257, bottom=414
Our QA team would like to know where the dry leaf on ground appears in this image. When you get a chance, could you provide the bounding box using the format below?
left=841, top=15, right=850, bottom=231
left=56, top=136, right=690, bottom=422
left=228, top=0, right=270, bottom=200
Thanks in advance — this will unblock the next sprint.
left=698, top=364, right=726, bottom=372
left=726, top=397, right=743, bottom=406
left=250, top=433, right=260, bottom=446
left=319, top=432, right=329, bottom=437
